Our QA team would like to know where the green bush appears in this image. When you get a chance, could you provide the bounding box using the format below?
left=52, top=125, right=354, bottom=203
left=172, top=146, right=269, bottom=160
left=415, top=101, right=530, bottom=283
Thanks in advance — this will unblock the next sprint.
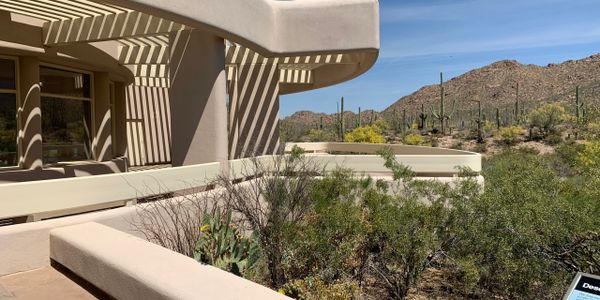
left=302, top=129, right=335, bottom=142
left=344, top=125, right=385, bottom=143
left=496, top=125, right=524, bottom=146
left=576, top=140, right=600, bottom=173
left=447, top=151, right=599, bottom=298
left=403, top=133, right=423, bottom=145
left=528, top=103, right=567, bottom=139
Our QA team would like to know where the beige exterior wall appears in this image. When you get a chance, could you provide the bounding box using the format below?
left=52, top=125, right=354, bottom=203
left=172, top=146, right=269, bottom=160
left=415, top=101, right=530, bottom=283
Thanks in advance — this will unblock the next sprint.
left=169, top=29, right=228, bottom=167
left=227, top=63, right=281, bottom=159
left=125, top=85, right=171, bottom=166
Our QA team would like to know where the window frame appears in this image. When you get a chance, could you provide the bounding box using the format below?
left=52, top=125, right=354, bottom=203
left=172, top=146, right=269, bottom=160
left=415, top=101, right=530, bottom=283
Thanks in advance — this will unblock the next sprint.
left=39, top=63, right=96, bottom=164
left=0, top=54, right=20, bottom=170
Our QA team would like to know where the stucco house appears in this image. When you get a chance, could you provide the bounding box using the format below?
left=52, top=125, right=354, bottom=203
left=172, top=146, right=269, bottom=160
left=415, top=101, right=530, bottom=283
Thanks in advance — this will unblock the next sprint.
left=0, top=1, right=481, bottom=298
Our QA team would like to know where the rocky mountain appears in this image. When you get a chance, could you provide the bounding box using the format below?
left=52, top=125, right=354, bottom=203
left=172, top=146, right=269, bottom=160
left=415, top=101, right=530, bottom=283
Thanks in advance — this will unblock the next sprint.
left=282, top=53, right=600, bottom=126
left=383, top=54, right=600, bottom=115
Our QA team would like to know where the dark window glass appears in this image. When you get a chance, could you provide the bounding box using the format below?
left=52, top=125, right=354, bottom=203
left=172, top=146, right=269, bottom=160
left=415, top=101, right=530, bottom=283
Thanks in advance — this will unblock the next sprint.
left=0, top=59, right=16, bottom=90
left=40, top=67, right=91, bottom=98
left=41, top=97, right=92, bottom=164
left=0, top=93, right=17, bottom=167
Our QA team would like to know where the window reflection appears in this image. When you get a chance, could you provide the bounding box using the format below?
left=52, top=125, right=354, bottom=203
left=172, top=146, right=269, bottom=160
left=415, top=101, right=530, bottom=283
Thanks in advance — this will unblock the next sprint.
left=0, top=93, right=17, bottom=167
left=40, top=67, right=91, bottom=98
left=41, top=97, right=92, bottom=164
left=0, top=59, right=16, bottom=90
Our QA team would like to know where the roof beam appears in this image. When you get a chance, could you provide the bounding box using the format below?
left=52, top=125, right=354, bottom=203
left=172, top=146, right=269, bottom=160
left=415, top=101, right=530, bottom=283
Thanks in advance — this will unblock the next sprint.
left=43, top=10, right=185, bottom=45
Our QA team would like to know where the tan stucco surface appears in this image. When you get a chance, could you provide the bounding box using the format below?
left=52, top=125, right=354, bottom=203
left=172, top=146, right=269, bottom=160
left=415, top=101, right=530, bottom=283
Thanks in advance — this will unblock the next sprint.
left=51, top=222, right=289, bottom=300
left=100, top=0, right=379, bottom=56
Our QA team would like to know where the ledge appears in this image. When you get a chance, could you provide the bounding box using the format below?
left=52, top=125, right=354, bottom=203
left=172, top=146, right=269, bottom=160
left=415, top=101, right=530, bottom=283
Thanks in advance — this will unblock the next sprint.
left=50, top=222, right=288, bottom=300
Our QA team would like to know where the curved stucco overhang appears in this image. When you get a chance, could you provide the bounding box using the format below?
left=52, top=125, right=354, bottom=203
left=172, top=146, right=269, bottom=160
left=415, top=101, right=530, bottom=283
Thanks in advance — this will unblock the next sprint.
left=99, top=0, right=379, bottom=56
left=0, top=0, right=379, bottom=92
left=101, top=0, right=380, bottom=92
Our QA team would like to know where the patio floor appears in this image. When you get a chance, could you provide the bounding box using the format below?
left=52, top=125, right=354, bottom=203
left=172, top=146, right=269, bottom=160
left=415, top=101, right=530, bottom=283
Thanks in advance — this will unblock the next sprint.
left=0, top=265, right=108, bottom=300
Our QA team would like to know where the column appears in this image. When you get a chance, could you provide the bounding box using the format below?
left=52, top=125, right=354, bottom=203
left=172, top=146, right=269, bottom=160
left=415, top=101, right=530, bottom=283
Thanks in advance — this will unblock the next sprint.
left=228, top=61, right=281, bottom=159
left=93, top=72, right=112, bottom=161
left=169, top=29, right=228, bottom=166
left=112, top=81, right=127, bottom=158
left=18, top=57, right=42, bottom=170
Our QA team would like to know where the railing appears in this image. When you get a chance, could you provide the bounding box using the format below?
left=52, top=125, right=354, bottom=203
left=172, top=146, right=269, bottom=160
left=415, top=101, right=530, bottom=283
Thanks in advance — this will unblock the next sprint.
left=0, top=143, right=481, bottom=222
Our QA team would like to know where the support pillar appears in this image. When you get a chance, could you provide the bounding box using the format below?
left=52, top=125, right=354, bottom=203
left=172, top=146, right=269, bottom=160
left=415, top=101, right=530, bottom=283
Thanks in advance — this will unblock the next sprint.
left=18, top=57, right=42, bottom=170
left=228, top=61, right=281, bottom=159
left=169, top=29, right=228, bottom=166
left=113, top=82, right=127, bottom=158
left=93, top=72, right=112, bottom=161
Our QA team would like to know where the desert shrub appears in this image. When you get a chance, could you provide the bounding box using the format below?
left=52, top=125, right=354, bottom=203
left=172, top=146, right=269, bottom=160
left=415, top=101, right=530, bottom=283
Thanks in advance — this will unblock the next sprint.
left=576, top=140, right=600, bottom=173
left=482, top=120, right=495, bottom=138
left=472, top=142, right=487, bottom=153
left=544, top=132, right=563, bottom=145
left=584, top=121, right=600, bottom=139
left=282, top=276, right=361, bottom=300
left=447, top=151, right=599, bottom=298
left=281, top=168, right=368, bottom=283
left=496, top=125, right=524, bottom=146
left=214, top=149, right=321, bottom=287
left=344, top=125, right=384, bottom=144
left=403, top=133, right=423, bottom=145
left=302, top=129, right=335, bottom=142
left=450, top=141, right=464, bottom=150
left=528, top=103, right=567, bottom=139
left=372, top=119, right=390, bottom=131
left=194, top=208, right=261, bottom=277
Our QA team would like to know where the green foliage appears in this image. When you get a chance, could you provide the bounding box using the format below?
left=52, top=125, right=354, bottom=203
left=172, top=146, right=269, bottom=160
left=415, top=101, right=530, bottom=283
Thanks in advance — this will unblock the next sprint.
left=194, top=208, right=261, bottom=277
left=302, top=129, right=335, bottom=142
left=344, top=125, right=385, bottom=144
left=281, top=169, right=368, bottom=282
left=282, top=276, right=361, bottom=300
left=576, top=140, right=600, bottom=173
left=496, top=125, right=524, bottom=146
left=447, top=151, right=600, bottom=298
left=528, top=103, right=567, bottom=139
left=403, top=133, right=423, bottom=145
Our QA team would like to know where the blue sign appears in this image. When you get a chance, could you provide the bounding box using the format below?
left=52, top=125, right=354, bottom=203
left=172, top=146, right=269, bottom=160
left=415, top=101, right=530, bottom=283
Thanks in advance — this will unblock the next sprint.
left=565, top=272, right=600, bottom=300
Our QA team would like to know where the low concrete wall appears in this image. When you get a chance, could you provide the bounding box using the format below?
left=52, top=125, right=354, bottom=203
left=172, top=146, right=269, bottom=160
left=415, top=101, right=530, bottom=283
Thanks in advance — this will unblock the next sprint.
left=286, top=142, right=482, bottom=175
left=50, top=222, right=288, bottom=300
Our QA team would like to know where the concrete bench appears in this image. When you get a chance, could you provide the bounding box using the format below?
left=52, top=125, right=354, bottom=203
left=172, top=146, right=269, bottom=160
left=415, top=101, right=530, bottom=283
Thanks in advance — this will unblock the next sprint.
left=50, top=222, right=288, bottom=300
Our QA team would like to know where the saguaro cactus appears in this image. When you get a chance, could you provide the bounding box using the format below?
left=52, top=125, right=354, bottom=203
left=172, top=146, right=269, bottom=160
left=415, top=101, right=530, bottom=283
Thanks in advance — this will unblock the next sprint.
left=515, top=82, right=520, bottom=124
left=402, top=109, right=408, bottom=135
left=472, top=100, right=484, bottom=143
left=431, top=72, right=456, bottom=135
left=418, top=103, right=428, bottom=130
left=340, top=97, right=345, bottom=141
left=575, top=86, right=584, bottom=122
left=495, top=108, right=500, bottom=130
left=358, top=107, right=362, bottom=127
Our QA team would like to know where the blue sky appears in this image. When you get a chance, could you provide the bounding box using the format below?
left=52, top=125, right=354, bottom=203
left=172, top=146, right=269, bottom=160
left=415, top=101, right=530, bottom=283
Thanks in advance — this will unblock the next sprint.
left=280, top=0, right=600, bottom=117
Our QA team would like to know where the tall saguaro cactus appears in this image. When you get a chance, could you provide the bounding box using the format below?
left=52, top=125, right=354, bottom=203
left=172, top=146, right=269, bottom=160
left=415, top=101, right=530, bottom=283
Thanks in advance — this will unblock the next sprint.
left=358, top=107, right=362, bottom=128
left=495, top=108, right=501, bottom=130
left=515, top=82, right=520, bottom=124
left=418, top=103, right=428, bottom=130
left=575, top=86, right=584, bottom=122
left=431, top=72, right=456, bottom=135
left=340, top=97, right=345, bottom=141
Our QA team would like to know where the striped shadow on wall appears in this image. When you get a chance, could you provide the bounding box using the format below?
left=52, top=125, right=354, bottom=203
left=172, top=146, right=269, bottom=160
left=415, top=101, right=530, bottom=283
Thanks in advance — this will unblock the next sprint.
left=125, top=85, right=171, bottom=166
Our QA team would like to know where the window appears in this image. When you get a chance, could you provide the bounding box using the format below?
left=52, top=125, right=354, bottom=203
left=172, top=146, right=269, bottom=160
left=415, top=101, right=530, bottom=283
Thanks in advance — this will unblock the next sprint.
left=0, top=58, right=17, bottom=167
left=40, top=66, right=92, bottom=164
